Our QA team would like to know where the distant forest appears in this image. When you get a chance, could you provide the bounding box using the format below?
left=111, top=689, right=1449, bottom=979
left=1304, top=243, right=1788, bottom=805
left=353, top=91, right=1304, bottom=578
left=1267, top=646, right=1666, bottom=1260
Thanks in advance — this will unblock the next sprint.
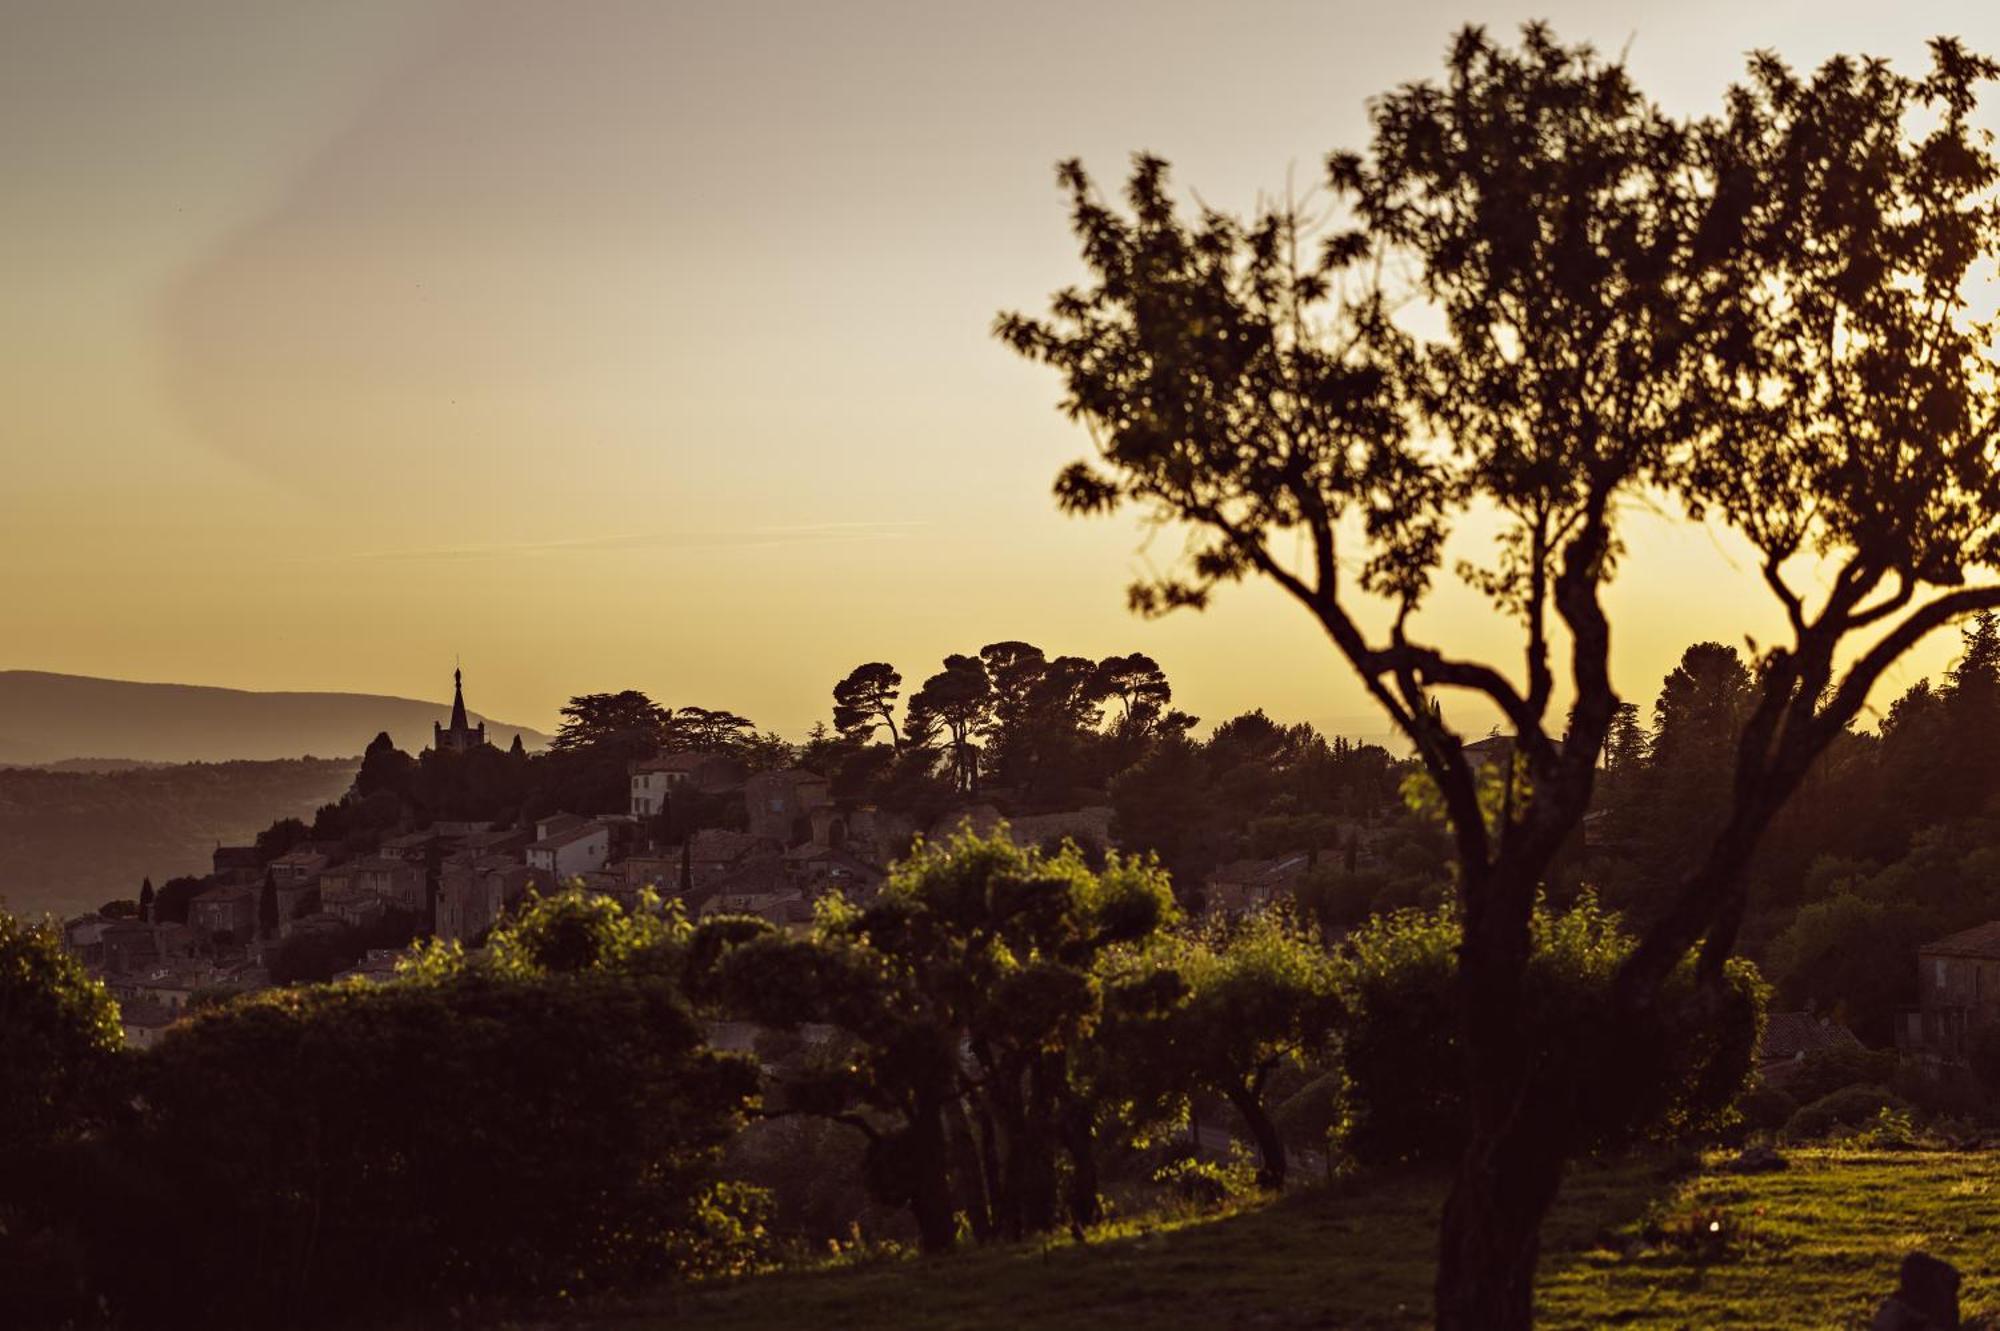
left=0, top=758, right=358, bottom=920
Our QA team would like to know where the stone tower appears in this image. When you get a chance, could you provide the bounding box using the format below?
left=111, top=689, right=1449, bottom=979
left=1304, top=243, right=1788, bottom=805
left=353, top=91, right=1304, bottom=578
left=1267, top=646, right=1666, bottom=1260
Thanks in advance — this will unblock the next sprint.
left=433, top=667, right=488, bottom=753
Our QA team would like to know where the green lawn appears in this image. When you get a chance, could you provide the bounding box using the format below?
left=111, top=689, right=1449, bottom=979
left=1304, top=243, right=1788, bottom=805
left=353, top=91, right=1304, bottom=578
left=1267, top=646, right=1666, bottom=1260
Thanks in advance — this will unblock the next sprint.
left=520, top=1150, right=2000, bottom=1331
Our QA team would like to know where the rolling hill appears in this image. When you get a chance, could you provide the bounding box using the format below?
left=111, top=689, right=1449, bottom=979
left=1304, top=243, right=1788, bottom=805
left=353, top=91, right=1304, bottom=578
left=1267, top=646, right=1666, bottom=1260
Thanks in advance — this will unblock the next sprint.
left=0, top=671, right=549, bottom=765
left=0, top=756, right=361, bottom=921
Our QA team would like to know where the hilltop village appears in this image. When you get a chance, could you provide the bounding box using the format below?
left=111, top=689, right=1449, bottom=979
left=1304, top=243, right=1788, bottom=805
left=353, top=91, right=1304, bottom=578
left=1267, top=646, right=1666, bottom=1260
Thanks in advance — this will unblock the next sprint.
left=62, top=660, right=1245, bottom=1045
left=52, top=638, right=2000, bottom=1117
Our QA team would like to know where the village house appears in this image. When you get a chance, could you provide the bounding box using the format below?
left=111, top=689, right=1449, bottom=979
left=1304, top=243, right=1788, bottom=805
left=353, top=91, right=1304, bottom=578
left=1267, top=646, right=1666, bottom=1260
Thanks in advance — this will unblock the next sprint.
left=1898, top=921, right=2000, bottom=1077
left=526, top=819, right=611, bottom=881
left=618, top=852, right=687, bottom=898
left=745, top=769, right=833, bottom=843
left=782, top=842, right=887, bottom=898
left=1202, top=852, right=1321, bottom=915
left=379, top=829, right=447, bottom=864
left=679, top=828, right=785, bottom=891
left=349, top=856, right=427, bottom=913
left=436, top=853, right=533, bottom=944
left=188, top=883, right=259, bottom=942
left=118, top=997, right=179, bottom=1050
left=270, top=875, right=317, bottom=934
left=63, top=914, right=113, bottom=967
left=318, top=875, right=390, bottom=929
left=129, top=969, right=204, bottom=1017
left=629, top=750, right=748, bottom=818
left=267, top=847, right=330, bottom=888
left=333, top=947, right=410, bottom=985
left=72, top=919, right=199, bottom=978
left=699, top=857, right=815, bottom=932
left=456, top=825, right=533, bottom=859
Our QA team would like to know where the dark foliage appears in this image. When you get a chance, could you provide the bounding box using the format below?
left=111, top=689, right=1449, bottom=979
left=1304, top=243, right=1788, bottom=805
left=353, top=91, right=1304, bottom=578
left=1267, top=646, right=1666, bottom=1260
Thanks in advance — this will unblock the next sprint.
left=85, top=970, right=756, bottom=1328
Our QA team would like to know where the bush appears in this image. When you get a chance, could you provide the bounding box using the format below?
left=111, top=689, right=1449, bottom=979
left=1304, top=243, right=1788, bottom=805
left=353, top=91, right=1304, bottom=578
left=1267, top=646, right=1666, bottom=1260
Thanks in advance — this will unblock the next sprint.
left=0, top=910, right=124, bottom=1328
left=1734, top=1081, right=1800, bottom=1136
left=1332, top=895, right=1765, bottom=1166
left=88, top=969, right=757, bottom=1328
left=1782, top=1084, right=1912, bottom=1141
left=0, top=910, right=122, bottom=1169
left=1783, top=1045, right=1899, bottom=1104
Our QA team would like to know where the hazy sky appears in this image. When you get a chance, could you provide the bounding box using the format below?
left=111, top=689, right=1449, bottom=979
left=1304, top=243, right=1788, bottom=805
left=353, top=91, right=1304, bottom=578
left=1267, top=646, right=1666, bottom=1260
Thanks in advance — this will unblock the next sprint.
left=5, top=1, right=1998, bottom=741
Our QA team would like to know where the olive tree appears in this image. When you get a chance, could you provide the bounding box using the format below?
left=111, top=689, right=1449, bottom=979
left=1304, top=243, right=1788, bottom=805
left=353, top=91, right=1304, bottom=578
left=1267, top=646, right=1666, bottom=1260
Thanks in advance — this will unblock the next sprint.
left=999, top=25, right=2000, bottom=1329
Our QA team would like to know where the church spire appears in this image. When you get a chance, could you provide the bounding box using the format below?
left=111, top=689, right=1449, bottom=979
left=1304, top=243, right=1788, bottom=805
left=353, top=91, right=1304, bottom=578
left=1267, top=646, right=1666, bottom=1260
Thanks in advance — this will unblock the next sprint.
left=434, top=663, right=487, bottom=753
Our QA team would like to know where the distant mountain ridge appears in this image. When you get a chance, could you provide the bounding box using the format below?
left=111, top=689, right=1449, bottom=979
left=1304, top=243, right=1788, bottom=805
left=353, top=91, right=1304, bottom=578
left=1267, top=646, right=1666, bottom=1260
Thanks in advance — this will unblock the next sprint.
left=0, top=671, right=550, bottom=765
left=0, top=757, right=362, bottom=922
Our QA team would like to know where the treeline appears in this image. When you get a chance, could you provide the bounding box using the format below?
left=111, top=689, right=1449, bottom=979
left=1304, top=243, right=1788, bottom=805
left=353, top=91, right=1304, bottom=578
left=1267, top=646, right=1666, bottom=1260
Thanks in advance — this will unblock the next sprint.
left=1586, top=613, right=2000, bottom=1045
left=211, top=642, right=1431, bottom=918
left=0, top=834, right=1760, bottom=1327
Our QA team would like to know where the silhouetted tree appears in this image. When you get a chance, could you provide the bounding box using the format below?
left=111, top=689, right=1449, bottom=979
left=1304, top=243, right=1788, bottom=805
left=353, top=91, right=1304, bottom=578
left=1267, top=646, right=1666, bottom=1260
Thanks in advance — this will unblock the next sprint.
left=150, top=875, right=208, bottom=927
left=353, top=732, right=415, bottom=799
left=664, top=706, right=758, bottom=753
left=1002, top=27, right=2000, bottom=1328
left=832, top=663, right=904, bottom=747
left=254, top=817, right=311, bottom=863
left=1096, top=911, right=1340, bottom=1188
left=907, top=655, right=993, bottom=795
left=552, top=692, right=671, bottom=755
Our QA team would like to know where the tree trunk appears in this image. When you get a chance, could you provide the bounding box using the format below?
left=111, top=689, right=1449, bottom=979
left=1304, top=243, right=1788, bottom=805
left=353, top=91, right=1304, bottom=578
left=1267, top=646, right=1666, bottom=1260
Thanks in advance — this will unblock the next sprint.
left=1015, top=1056, right=1061, bottom=1235
left=945, top=1094, right=994, bottom=1242
left=1436, top=865, right=1568, bottom=1331
left=906, top=1103, right=959, bottom=1255
left=1059, top=1093, right=1101, bottom=1234
left=1224, top=1083, right=1287, bottom=1190
left=1433, top=1115, right=1567, bottom=1331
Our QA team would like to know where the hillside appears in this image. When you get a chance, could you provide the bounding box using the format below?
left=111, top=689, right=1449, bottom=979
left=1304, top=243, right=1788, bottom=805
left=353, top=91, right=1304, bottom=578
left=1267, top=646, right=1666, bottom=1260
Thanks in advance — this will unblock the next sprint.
left=545, top=1150, right=2000, bottom=1331
left=0, top=671, right=548, bottom=765
left=0, top=757, right=358, bottom=920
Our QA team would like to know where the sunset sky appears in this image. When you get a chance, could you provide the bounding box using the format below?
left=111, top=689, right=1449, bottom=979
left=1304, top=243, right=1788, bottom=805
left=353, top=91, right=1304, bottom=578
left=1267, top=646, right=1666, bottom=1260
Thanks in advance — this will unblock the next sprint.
left=6, top=0, right=1998, bottom=741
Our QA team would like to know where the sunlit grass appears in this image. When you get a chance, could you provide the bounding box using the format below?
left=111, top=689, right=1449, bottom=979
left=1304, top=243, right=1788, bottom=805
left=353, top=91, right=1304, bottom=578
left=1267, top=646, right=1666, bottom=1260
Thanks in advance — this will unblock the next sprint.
left=500, top=1148, right=2000, bottom=1331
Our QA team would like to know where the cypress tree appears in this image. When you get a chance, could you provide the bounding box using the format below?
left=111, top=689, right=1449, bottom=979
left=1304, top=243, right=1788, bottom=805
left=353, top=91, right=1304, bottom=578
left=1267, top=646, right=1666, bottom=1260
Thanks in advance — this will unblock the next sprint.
left=259, top=869, right=279, bottom=940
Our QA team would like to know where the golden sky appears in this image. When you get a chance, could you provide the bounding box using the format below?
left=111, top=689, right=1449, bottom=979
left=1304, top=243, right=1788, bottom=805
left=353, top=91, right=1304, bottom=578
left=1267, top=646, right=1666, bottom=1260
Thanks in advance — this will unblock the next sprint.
left=5, top=0, right=1998, bottom=740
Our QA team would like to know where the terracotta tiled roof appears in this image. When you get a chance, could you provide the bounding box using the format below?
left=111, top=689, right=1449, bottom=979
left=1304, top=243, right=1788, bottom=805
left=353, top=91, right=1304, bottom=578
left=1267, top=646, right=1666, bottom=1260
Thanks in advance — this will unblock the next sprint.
left=634, top=750, right=730, bottom=774
left=531, top=822, right=605, bottom=851
left=705, top=856, right=793, bottom=898
left=1758, top=1012, right=1861, bottom=1063
left=1922, top=921, right=2000, bottom=960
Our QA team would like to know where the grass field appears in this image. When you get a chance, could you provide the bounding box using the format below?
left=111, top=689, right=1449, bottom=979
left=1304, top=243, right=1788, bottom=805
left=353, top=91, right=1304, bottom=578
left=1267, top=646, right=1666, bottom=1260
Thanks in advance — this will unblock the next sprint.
left=522, top=1149, right=2000, bottom=1331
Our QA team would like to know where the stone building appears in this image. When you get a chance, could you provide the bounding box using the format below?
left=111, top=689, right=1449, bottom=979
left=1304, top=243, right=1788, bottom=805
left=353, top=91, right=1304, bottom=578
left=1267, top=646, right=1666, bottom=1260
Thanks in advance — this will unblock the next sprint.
left=1898, top=921, right=2000, bottom=1076
left=629, top=751, right=747, bottom=818
left=744, top=769, right=832, bottom=843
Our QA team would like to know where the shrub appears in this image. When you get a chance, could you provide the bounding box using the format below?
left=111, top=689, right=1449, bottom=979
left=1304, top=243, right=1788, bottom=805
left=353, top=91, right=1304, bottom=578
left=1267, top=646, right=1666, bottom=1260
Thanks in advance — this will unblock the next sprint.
left=1855, top=1105, right=1922, bottom=1151
left=1782, top=1084, right=1912, bottom=1141
left=1332, top=895, right=1764, bottom=1166
left=0, top=910, right=122, bottom=1170
left=1734, top=1081, right=1800, bottom=1136
left=1783, top=1045, right=1899, bottom=1104
left=89, top=969, right=757, bottom=1328
left=0, top=910, right=124, bottom=1327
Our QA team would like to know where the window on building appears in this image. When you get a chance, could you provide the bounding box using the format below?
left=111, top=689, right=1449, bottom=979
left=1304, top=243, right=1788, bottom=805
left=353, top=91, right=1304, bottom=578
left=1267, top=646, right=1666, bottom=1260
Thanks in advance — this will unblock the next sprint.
left=1936, top=958, right=1948, bottom=989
